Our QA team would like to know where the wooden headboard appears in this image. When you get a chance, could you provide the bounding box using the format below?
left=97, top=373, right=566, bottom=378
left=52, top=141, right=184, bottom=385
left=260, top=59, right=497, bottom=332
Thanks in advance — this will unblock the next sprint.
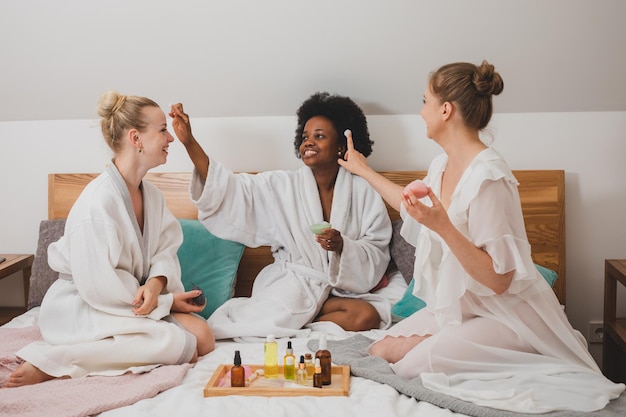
left=48, top=170, right=566, bottom=306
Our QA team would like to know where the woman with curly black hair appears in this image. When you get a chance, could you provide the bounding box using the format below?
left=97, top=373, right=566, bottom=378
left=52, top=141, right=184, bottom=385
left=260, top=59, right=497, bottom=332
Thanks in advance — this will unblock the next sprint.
left=293, top=92, right=373, bottom=159
left=170, top=92, right=392, bottom=340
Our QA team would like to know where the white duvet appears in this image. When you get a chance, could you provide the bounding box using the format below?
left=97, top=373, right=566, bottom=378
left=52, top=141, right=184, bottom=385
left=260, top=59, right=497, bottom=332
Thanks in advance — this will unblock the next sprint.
left=3, top=272, right=468, bottom=417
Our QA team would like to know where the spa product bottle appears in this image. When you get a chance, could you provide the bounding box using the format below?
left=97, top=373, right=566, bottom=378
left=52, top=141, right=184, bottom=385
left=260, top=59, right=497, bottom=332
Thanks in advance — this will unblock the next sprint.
left=313, top=357, right=323, bottom=388
left=315, top=333, right=332, bottom=385
left=264, top=334, right=278, bottom=378
left=296, top=355, right=308, bottom=386
left=304, top=353, right=314, bottom=380
left=283, top=340, right=295, bottom=380
left=231, top=350, right=245, bottom=387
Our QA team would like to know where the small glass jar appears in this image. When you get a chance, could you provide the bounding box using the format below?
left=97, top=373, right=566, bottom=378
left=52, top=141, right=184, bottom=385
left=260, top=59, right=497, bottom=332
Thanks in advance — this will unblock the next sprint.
left=304, top=353, right=314, bottom=380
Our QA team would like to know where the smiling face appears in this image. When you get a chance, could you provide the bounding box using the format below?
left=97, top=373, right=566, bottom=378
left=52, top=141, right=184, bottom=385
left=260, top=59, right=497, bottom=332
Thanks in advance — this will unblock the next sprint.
left=419, top=86, right=444, bottom=140
left=299, top=115, right=343, bottom=169
left=137, top=106, right=174, bottom=167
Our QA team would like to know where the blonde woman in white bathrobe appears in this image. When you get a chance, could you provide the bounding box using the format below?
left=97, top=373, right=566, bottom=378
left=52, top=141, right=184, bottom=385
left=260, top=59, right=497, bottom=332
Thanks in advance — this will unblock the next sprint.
left=338, top=61, right=624, bottom=413
left=5, top=91, right=214, bottom=388
left=170, top=92, right=392, bottom=340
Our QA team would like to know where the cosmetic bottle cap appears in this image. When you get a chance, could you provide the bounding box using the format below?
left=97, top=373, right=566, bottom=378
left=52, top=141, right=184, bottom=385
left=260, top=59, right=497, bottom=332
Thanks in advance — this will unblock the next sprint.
left=299, top=355, right=305, bottom=364
left=234, top=350, right=241, bottom=366
left=314, top=357, right=322, bottom=372
left=266, top=334, right=275, bottom=343
left=318, top=333, right=327, bottom=350
left=286, top=340, right=293, bottom=353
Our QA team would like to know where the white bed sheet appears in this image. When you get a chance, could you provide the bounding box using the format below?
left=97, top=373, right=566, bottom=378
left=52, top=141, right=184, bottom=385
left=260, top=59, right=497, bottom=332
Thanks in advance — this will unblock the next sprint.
left=2, top=272, right=469, bottom=417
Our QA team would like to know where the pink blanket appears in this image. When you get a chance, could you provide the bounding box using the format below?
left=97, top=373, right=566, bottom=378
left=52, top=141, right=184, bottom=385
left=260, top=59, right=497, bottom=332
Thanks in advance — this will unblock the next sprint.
left=0, top=326, right=192, bottom=417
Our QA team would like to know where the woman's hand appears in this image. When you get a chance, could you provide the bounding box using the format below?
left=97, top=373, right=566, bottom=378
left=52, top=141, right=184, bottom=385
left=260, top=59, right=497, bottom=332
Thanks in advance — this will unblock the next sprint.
left=316, top=228, right=344, bottom=254
left=172, top=289, right=206, bottom=313
left=132, top=276, right=166, bottom=315
left=339, top=129, right=405, bottom=212
left=337, top=129, right=372, bottom=177
left=169, top=103, right=194, bottom=146
left=402, top=188, right=452, bottom=235
left=168, top=103, right=210, bottom=182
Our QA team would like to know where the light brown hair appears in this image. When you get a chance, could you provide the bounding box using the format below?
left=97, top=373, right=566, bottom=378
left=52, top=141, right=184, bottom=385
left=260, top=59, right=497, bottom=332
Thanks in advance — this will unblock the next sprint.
left=429, top=60, right=503, bottom=130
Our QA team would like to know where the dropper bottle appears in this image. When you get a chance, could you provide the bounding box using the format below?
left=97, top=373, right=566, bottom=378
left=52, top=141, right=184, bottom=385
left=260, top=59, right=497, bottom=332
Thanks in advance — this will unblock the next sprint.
left=313, top=357, right=323, bottom=388
left=296, top=355, right=308, bottom=386
left=283, top=340, right=295, bottom=380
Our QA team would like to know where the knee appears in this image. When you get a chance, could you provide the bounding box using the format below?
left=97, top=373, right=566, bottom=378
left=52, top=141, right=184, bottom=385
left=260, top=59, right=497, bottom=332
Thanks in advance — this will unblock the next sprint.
left=350, top=305, right=380, bottom=331
left=196, top=322, right=215, bottom=356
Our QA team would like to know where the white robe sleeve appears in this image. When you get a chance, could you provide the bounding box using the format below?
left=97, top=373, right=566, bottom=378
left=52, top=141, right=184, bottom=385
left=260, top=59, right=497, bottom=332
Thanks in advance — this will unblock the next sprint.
left=467, top=177, right=537, bottom=296
left=190, top=157, right=279, bottom=247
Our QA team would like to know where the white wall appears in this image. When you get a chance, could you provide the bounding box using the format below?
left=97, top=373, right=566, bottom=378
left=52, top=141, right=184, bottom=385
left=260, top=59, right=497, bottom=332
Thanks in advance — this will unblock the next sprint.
left=1, top=111, right=625, bottom=365
left=1, top=0, right=625, bottom=121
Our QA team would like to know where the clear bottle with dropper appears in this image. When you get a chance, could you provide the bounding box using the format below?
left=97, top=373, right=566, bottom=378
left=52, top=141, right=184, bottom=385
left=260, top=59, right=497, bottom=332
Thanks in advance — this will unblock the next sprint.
left=296, top=355, right=308, bottom=386
left=283, top=340, right=295, bottom=380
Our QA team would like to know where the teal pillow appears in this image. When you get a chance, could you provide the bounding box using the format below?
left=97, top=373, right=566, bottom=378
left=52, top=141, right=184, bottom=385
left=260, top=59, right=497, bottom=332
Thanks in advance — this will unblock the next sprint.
left=391, top=279, right=425, bottom=321
left=391, top=264, right=558, bottom=321
left=534, top=263, right=558, bottom=287
left=177, top=219, right=245, bottom=319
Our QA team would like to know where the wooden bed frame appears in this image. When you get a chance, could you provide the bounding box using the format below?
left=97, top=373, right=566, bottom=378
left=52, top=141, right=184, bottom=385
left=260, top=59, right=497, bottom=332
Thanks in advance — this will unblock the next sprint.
left=48, top=170, right=566, bottom=307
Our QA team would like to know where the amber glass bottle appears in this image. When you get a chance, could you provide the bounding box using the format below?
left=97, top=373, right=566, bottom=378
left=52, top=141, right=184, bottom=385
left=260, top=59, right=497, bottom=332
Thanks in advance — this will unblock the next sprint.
left=315, top=333, right=332, bottom=385
left=231, top=350, right=245, bottom=387
left=313, top=357, right=323, bottom=388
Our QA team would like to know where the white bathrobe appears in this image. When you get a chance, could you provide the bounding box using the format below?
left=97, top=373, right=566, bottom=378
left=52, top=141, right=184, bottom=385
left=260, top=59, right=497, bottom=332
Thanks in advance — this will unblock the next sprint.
left=384, top=149, right=624, bottom=413
left=17, top=163, right=196, bottom=378
left=192, top=158, right=392, bottom=340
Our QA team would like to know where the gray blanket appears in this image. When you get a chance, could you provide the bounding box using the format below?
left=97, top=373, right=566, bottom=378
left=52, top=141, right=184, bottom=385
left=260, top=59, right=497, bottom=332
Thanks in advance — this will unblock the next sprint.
left=308, top=334, right=626, bottom=417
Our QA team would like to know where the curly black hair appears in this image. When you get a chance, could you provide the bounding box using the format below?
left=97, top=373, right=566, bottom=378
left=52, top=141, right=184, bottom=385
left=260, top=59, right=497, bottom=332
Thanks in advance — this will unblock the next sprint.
left=294, top=92, right=373, bottom=159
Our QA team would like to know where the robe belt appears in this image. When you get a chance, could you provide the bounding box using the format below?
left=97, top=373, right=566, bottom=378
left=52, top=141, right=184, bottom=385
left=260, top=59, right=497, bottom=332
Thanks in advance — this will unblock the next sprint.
left=285, top=261, right=329, bottom=285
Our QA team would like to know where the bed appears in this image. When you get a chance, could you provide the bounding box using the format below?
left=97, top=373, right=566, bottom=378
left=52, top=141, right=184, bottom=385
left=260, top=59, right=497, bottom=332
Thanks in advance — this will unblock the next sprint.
left=1, top=169, right=586, bottom=417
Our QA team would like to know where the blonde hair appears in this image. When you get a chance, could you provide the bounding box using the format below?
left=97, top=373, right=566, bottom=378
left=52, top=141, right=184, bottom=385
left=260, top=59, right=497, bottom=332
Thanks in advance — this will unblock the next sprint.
left=97, top=91, right=159, bottom=152
left=429, top=60, right=503, bottom=130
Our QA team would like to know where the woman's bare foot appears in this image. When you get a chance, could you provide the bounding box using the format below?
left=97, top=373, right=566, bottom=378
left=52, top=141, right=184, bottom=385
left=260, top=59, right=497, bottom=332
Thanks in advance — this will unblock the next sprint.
left=370, top=334, right=431, bottom=363
left=3, top=362, right=55, bottom=388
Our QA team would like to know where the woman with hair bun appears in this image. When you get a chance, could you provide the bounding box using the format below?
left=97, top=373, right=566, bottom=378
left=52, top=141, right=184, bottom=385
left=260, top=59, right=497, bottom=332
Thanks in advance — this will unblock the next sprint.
left=339, top=61, right=624, bottom=412
left=5, top=91, right=214, bottom=388
left=170, top=92, right=392, bottom=339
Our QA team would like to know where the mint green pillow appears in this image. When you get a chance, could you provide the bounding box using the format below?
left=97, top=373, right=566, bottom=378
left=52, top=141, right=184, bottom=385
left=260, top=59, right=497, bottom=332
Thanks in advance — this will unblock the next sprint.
left=534, top=263, right=558, bottom=287
left=391, top=264, right=558, bottom=321
left=177, top=219, right=245, bottom=319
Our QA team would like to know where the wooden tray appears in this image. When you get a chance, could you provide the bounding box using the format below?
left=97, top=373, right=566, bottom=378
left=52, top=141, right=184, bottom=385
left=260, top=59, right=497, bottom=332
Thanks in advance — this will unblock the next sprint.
left=204, top=364, right=350, bottom=397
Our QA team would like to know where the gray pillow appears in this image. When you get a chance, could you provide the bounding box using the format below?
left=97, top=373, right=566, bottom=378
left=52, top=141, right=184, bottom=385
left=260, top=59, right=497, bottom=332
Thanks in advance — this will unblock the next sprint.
left=28, top=219, right=66, bottom=309
left=389, top=219, right=415, bottom=285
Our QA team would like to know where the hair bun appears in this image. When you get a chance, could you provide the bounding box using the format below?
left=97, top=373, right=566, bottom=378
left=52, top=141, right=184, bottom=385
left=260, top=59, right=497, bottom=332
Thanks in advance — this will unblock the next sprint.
left=97, top=90, right=126, bottom=118
left=473, top=60, right=504, bottom=96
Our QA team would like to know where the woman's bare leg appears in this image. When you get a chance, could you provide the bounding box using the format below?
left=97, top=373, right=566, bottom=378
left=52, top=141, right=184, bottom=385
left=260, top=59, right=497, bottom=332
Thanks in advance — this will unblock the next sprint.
left=172, top=313, right=215, bottom=359
left=315, top=297, right=381, bottom=331
left=369, top=334, right=431, bottom=364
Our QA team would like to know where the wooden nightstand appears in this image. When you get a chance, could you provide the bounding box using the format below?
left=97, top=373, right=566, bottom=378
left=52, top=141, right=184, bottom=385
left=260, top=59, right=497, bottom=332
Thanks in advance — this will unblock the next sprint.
left=604, top=259, right=626, bottom=383
left=0, top=254, right=34, bottom=325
